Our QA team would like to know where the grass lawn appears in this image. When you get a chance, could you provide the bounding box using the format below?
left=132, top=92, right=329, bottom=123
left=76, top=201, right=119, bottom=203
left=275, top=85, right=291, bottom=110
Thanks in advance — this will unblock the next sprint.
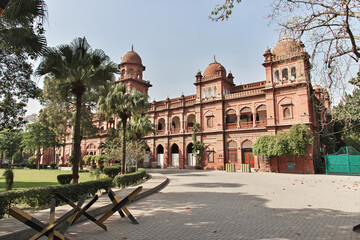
left=0, top=169, right=105, bottom=193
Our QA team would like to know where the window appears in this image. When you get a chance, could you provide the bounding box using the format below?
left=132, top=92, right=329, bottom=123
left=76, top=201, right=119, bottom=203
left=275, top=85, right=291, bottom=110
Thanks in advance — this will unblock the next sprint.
left=213, top=86, right=217, bottom=96
left=207, top=87, right=212, bottom=97
left=207, top=117, right=213, bottom=128
left=282, top=68, right=288, bottom=81
left=202, top=88, right=205, bottom=99
left=157, top=123, right=163, bottom=130
left=208, top=152, right=214, bottom=163
left=226, top=110, right=237, bottom=124
left=291, top=67, right=296, bottom=79
left=228, top=149, right=237, bottom=162
left=284, top=107, right=291, bottom=118
left=128, top=68, right=134, bottom=78
left=227, top=141, right=238, bottom=163
left=274, top=70, right=280, bottom=82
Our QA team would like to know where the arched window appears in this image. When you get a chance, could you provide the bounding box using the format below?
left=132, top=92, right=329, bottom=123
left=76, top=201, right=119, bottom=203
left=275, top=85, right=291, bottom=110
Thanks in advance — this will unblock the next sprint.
left=226, top=109, right=237, bottom=124
left=240, top=107, right=253, bottom=128
left=282, top=68, right=288, bottom=81
left=128, top=68, right=134, bottom=78
left=121, top=69, right=125, bottom=79
left=187, top=114, right=195, bottom=128
left=213, top=86, right=217, bottom=96
left=291, top=67, right=296, bottom=79
left=284, top=107, right=291, bottom=118
left=202, top=88, right=205, bottom=99
left=157, top=118, right=165, bottom=133
left=207, top=87, right=212, bottom=97
left=274, top=70, right=280, bottom=82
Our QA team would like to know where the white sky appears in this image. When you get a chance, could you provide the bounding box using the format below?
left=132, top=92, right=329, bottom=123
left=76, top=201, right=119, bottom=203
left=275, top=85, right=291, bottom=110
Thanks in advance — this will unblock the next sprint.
left=27, top=0, right=280, bottom=115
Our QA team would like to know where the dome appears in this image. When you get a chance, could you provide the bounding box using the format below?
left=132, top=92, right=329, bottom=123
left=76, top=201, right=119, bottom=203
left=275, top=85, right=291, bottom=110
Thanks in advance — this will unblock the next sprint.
left=203, top=59, right=226, bottom=77
left=272, top=35, right=304, bottom=56
left=121, top=48, right=142, bottom=65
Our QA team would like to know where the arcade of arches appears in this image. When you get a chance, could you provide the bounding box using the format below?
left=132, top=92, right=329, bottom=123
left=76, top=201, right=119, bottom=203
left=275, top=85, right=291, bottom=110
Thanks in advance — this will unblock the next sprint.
left=49, top=37, right=329, bottom=174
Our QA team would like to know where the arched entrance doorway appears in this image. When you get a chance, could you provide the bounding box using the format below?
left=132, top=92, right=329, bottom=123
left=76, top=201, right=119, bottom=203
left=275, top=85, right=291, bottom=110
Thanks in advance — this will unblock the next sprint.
left=171, top=144, right=179, bottom=167
left=187, top=143, right=195, bottom=167
left=242, top=140, right=254, bottom=168
left=157, top=145, right=164, bottom=166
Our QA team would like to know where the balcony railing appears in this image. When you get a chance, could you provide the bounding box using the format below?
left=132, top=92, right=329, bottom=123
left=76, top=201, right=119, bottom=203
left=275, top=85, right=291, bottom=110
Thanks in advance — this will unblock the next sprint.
left=156, top=130, right=165, bottom=135
left=226, top=123, right=237, bottom=129
left=240, top=121, right=253, bottom=129
left=171, top=128, right=180, bottom=134
left=255, top=120, right=267, bottom=127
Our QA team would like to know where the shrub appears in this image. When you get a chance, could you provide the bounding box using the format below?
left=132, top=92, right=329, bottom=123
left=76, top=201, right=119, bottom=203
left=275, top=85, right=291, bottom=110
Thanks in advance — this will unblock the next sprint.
left=113, top=168, right=146, bottom=188
left=103, top=165, right=121, bottom=178
left=57, top=174, right=73, bottom=185
left=12, top=152, right=22, bottom=164
left=0, top=178, right=113, bottom=219
left=28, top=156, right=36, bottom=164
left=3, top=169, right=14, bottom=191
left=67, top=156, right=73, bottom=164
left=50, top=163, right=57, bottom=169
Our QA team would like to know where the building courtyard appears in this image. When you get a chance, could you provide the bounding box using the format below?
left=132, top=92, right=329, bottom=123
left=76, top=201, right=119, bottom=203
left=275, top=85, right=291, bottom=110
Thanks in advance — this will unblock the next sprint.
left=68, top=169, right=360, bottom=240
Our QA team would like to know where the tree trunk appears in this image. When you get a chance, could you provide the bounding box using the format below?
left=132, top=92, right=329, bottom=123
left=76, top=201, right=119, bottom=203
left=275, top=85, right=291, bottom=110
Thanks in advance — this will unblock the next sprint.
left=37, top=146, right=41, bottom=170
left=0, top=151, right=3, bottom=168
left=72, top=94, right=83, bottom=183
left=121, top=117, right=127, bottom=174
left=20, top=148, right=23, bottom=164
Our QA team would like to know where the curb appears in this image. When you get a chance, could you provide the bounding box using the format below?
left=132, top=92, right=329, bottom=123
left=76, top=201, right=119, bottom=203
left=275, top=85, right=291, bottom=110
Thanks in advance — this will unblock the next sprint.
left=0, top=173, right=169, bottom=240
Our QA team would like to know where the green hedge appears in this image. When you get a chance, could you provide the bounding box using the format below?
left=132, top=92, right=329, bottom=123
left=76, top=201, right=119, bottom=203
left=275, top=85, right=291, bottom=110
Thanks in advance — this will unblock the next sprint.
left=113, top=168, right=146, bottom=188
left=103, top=165, right=122, bottom=178
left=0, top=178, right=113, bottom=219
left=57, top=174, right=73, bottom=185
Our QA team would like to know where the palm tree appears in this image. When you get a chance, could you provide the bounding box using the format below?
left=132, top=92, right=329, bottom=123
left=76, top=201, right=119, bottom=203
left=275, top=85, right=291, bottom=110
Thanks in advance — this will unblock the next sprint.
left=97, top=83, right=150, bottom=174
left=36, top=37, right=118, bottom=183
left=127, top=114, right=155, bottom=141
left=0, top=0, right=47, bottom=55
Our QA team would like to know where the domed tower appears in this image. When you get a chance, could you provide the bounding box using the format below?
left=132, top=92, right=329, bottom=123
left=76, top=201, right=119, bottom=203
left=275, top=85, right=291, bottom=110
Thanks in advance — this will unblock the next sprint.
left=263, top=35, right=310, bottom=85
left=194, top=57, right=234, bottom=100
left=116, top=46, right=152, bottom=93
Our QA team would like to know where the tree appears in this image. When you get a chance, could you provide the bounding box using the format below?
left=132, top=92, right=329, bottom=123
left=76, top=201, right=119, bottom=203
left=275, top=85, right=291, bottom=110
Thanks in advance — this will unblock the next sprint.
left=0, top=128, right=23, bottom=166
left=22, top=122, right=58, bottom=169
left=191, top=120, right=204, bottom=169
left=0, top=0, right=47, bottom=130
left=333, top=71, right=360, bottom=131
left=36, top=37, right=118, bottom=183
left=253, top=124, right=312, bottom=157
left=211, top=0, right=360, bottom=95
left=332, top=70, right=360, bottom=150
left=97, top=83, right=150, bottom=174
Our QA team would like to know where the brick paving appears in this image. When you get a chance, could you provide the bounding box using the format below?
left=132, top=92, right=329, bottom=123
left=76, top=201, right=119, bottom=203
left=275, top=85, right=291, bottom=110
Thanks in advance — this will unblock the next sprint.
left=68, top=170, right=360, bottom=240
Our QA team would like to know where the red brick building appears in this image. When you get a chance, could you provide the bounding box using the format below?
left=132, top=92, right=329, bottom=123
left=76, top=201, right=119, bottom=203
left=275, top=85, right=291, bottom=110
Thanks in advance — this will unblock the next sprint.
left=52, top=36, right=329, bottom=174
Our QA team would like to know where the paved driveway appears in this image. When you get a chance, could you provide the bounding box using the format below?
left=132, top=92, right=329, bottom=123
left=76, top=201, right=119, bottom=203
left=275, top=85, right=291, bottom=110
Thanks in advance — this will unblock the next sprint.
left=68, top=170, right=360, bottom=240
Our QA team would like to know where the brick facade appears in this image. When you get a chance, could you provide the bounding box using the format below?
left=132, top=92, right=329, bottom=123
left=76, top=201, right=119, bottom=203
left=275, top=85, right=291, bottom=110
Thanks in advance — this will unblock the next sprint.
left=48, top=37, right=329, bottom=174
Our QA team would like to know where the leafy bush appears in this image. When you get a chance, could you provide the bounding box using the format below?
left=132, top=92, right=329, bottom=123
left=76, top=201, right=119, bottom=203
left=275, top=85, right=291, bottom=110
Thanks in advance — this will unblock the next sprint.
left=3, top=169, right=14, bottom=191
left=57, top=174, right=73, bottom=185
left=0, top=178, right=113, bottom=219
left=50, top=163, right=57, bottom=169
left=26, top=163, right=37, bottom=169
left=103, top=165, right=121, bottom=178
left=67, top=156, right=73, bottom=164
left=12, top=152, right=22, bottom=164
left=28, top=156, right=36, bottom=164
left=113, top=168, right=146, bottom=188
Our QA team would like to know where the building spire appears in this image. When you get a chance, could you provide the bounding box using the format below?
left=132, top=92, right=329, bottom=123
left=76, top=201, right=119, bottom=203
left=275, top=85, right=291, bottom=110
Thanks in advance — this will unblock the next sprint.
left=131, top=44, right=134, bottom=51
left=214, top=55, right=217, bottom=63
